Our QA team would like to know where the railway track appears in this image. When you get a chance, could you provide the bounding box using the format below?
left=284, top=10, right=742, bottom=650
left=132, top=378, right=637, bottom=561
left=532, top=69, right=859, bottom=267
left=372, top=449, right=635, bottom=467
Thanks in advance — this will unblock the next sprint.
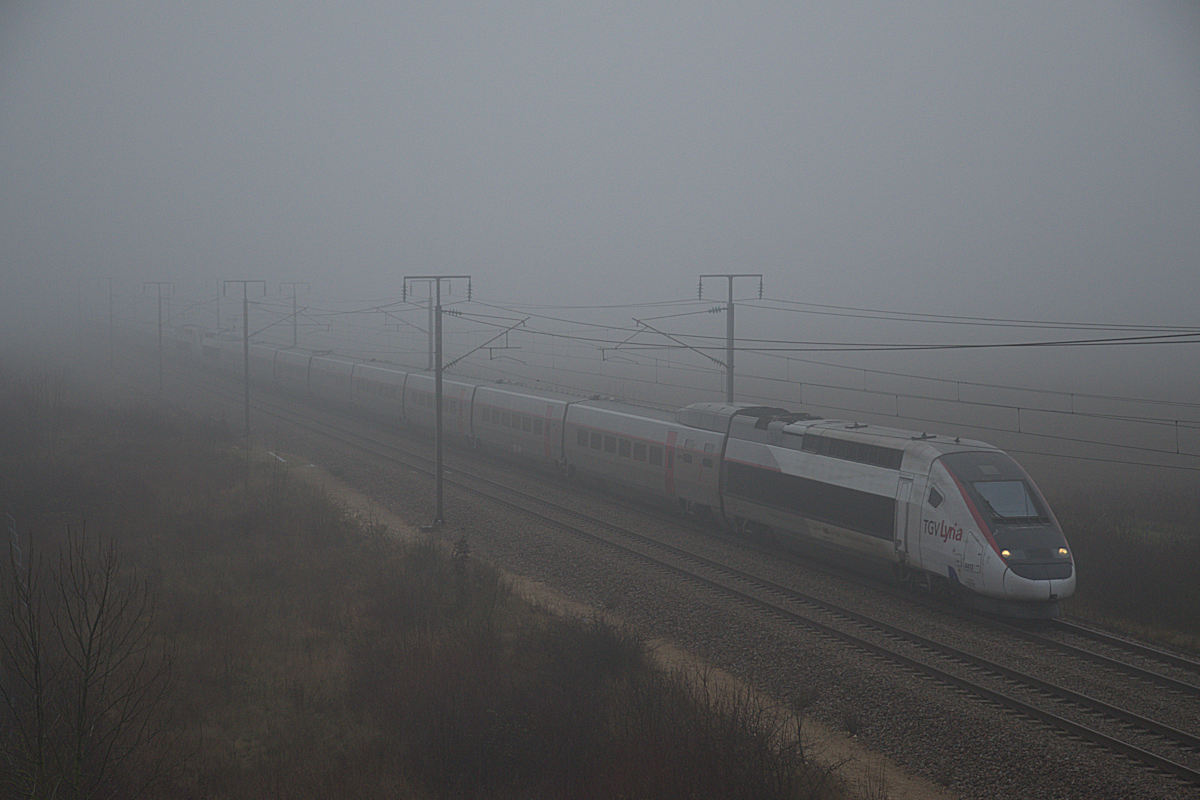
left=158, top=359, right=1200, bottom=794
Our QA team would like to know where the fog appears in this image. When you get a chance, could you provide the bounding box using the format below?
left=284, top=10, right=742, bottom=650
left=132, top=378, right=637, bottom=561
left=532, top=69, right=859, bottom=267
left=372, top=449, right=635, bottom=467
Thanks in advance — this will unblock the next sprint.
left=2, top=2, right=1199, bottom=412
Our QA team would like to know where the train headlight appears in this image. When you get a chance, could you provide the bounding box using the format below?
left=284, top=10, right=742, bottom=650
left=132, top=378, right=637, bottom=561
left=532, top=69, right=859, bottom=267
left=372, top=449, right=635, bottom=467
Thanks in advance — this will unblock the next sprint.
left=1058, top=547, right=1069, bottom=558
left=1000, top=549, right=1011, bottom=559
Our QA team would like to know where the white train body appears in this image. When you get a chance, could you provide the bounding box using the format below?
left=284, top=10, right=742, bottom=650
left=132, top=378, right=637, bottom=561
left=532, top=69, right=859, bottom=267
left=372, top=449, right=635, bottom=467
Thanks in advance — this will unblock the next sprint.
left=190, top=337, right=1074, bottom=617
left=719, top=407, right=1073, bottom=615
left=472, top=384, right=573, bottom=465
left=563, top=400, right=725, bottom=511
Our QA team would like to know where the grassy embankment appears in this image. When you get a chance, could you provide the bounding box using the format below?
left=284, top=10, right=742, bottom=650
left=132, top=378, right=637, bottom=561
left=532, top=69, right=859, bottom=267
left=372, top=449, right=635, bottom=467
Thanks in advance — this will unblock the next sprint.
left=0, top=365, right=846, bottom=799
left=1041, top=464, right=1200, bottom=652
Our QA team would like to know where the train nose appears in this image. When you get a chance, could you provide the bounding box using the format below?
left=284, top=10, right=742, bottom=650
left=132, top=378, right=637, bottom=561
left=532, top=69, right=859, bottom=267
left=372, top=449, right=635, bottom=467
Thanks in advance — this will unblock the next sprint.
left=1001, top=564, right=1076, bottom=601
left=1049, top=569, right=1076, bottom=600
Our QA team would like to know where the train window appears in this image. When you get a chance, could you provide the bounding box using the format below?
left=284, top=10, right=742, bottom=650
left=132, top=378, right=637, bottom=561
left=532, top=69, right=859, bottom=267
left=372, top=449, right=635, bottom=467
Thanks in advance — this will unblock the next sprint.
left=973, top=480, right=1045, bottom=522
left=633, top=442, right=647, bottom=461
left=704, top=442, right=715, bottom=453
left=702, top=458, right=713, bottom=468
left=801, top=433, right=901, bottom=469
left=533, top=418, right=544, bottom=435
left=684, top=438, right=695, bottom=450
left=604, top=435, right=617, bottom=454
left=502, top=412, right=512, bottom=427
left=928, top=487, right=944, bottom=508
left=650, top=446, right=663, bottom=466
left=591, top=432, right=602, bottom=450
left=619, top=439, right=631, bottom=457
left=522, top=416, right=532, bottom=432
left=578, top=430, right=588, bottom=447
left=680, top=453, right=693, bottom=464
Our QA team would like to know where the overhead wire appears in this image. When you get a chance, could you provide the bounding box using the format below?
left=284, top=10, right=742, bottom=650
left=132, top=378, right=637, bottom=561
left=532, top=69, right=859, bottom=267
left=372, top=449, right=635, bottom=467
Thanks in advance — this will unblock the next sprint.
left=153, top=288, right=1200, bottom=468
left=752, top=296, right=1200, bottom=333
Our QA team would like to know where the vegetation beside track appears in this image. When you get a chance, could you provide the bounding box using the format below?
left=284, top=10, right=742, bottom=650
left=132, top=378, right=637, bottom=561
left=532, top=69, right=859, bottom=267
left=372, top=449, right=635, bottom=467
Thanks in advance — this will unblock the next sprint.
left=1043, top=466, right=1200, bottom=653
left=0, top=364, right=845, bottom=800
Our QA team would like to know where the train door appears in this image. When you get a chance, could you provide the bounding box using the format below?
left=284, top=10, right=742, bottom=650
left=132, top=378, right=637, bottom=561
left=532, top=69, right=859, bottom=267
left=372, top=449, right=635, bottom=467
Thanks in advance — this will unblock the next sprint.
left=960, top=533, right=985, bottom=590
left=894, top=475, right=914, bottom=564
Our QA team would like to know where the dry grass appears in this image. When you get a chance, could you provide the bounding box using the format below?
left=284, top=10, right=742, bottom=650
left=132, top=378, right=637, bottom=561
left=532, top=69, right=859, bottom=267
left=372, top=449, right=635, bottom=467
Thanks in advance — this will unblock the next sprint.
left=0, top=364, right=844, bottom=799
left=1041, top=466, right=1200, bottom=651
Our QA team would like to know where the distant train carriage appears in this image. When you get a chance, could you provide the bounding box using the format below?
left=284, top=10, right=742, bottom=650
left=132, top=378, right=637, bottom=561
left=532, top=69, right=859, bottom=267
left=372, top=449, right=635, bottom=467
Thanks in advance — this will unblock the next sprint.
left=352, top=363, right=408, bottom=421
left=212, top=338, right=243, bottom=374
left=274, top=349, right=312, bottom=393
left=472, top=383, right=572, bottom=465
left=563, top=400, right=725, bottom=512
left=165, top=324, right=204, bottom=358
left=402, top=372, right=476, bottom=440
left=247, top=344, right=279, bottom=384
left=308, top=355, right=357, bottom=407
left=199, top=338, right=222, bottom=368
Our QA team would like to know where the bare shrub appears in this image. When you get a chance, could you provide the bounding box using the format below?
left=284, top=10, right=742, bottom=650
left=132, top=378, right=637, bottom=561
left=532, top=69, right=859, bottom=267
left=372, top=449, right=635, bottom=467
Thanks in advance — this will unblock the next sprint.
left=0, top=526, right=173, bottom=800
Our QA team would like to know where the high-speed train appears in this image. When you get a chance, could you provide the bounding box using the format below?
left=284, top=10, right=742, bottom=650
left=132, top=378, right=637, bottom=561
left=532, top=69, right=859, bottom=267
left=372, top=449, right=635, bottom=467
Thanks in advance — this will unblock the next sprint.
left=177, top=331, right=1075, bottom=618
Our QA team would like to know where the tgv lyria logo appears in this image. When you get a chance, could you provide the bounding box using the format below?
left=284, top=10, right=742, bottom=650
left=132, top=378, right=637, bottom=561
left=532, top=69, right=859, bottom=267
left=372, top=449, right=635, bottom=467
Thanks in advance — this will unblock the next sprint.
left=924, top=519, right=963, bottom=543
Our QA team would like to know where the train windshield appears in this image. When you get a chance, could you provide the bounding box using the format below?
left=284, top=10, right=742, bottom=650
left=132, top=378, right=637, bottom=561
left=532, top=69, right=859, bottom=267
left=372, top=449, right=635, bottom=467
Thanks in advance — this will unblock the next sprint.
left=940, top=451, right=1049, bottom=525
left=973, top=480, right=1044, bottom=522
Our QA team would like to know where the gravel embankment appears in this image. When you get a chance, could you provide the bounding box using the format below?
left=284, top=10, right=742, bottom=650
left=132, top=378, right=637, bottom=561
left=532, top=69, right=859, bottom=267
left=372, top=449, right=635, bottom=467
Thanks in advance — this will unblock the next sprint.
left=285, top=428, right=1199, bottom=800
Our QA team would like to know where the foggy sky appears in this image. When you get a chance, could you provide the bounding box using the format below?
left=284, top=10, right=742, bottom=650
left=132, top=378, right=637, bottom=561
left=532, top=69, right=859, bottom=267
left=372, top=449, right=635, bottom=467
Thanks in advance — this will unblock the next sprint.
left=3, top=1, right=1199, bottom=324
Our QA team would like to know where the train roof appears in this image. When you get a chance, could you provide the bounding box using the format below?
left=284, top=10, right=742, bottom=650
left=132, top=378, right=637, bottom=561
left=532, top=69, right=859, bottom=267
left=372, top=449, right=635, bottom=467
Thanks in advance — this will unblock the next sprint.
left=573, top=397, right=679, bottom=423
left=780, top=417, right=997, bottom=455
left=472, top=380, right=585, bottom=405
left=676, top=402, right=819, bottom=432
